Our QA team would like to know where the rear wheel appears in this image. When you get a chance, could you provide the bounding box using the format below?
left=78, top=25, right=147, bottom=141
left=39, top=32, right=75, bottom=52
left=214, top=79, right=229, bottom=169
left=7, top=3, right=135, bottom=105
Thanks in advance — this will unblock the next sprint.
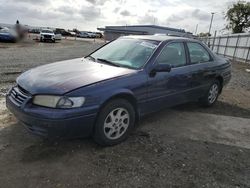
left=93, top=99, right=135, bottom=146
left=200, top=80, right=221, bottom=107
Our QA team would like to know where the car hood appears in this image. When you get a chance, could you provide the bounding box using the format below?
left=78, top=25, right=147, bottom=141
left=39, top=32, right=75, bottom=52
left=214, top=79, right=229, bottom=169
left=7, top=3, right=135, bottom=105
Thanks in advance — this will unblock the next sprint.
left=17, top=58, right=137, bottom=95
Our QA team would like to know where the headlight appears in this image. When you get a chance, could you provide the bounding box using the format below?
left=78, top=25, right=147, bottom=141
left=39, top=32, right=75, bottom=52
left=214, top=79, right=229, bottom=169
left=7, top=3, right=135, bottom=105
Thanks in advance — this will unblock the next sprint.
left=33, top=95, right=85, bottom=108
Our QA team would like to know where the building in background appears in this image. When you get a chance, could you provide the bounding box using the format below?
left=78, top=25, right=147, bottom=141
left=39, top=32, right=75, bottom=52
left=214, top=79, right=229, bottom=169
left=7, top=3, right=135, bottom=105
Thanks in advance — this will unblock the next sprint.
left=97, top=25, right=194, bottom=40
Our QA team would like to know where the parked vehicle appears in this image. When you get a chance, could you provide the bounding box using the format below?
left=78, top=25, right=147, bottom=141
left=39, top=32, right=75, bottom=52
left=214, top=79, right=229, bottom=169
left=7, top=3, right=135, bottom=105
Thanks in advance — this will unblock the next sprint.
left=0, top=28, right=18, bottom=42
left=55, top=33, right=62, bottom=40
left=77, top=32, right=89, bottom=38
left=94, top=32, right=103, bottom=38
left=86, top=32, right=96, bottom=38
left=6, top=35, right=231, bottom=146
left=39, top=29, right=55, bottom=42
left=54, top=28, right=71, bottom=36
left=69, top=31, right=77, bottom=37
left=29, top=29, right=40, bottom=34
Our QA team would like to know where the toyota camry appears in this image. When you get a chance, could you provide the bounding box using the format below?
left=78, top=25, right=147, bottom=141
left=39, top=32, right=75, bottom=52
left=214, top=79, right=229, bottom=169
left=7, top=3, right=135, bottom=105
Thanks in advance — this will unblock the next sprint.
left=6, top=35, right=231, bottom=146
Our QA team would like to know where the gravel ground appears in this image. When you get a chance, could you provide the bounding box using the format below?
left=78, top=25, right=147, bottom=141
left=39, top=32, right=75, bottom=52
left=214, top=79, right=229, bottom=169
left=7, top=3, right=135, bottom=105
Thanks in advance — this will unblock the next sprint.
left=0, top=38, right=250, bottom=188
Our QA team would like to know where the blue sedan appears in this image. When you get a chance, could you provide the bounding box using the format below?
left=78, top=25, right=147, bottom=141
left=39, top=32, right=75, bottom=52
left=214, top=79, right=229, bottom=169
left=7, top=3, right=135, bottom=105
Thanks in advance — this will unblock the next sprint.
left=6, top=35, right=231, bottom=145
left=0, top=28, right=17, bottom=42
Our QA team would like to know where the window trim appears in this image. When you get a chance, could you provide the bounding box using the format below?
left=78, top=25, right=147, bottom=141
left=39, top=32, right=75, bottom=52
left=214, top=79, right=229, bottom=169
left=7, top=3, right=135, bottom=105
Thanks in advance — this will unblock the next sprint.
left=185, top=42, right=214, bottom=65
left=154, top=41, right=188, bottom=68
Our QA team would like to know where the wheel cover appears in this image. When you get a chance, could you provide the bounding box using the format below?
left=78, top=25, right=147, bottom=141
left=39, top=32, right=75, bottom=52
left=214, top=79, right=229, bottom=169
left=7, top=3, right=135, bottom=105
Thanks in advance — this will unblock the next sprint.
left=103, top=108, right=130, bottom=140
left=208, top=83, right=219, bottom=104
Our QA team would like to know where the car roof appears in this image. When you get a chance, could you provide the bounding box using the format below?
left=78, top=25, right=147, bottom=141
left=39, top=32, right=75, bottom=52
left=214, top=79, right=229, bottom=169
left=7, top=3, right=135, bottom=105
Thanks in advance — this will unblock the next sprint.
left=121, top=35, right=197, bottom=42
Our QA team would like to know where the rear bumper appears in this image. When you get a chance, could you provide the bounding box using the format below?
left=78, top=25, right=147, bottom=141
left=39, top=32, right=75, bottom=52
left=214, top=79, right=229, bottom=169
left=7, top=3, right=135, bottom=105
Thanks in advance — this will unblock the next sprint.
left=6, top=96, right=97, bottom=138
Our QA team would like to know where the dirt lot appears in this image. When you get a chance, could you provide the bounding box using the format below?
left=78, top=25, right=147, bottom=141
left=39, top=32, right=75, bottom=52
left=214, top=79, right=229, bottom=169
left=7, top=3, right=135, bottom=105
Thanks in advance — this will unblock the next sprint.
left=0, top=38, right=250, bottom=188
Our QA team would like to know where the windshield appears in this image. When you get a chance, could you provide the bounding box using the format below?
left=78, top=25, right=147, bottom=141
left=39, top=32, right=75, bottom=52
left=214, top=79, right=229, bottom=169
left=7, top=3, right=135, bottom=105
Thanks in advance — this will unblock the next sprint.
left=90, top=38, right=159, bottom=69
left=41, top=30, right=53, bottom=33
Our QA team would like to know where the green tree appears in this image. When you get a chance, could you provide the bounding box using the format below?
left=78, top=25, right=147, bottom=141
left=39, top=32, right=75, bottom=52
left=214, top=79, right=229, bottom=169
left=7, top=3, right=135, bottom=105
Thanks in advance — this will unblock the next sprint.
left=225, top=1, right=250, bottom=33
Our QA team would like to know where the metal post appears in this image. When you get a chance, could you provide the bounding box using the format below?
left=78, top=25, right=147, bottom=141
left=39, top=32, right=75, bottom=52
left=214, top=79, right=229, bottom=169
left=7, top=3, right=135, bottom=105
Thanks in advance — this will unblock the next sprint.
left=217, top=37, right=221, bottom=54
left=212, top=30, right=217, bottom=51
left=233, top=35, right=240, bottom=61
left=245, top=47, right=250, bottom=63
left=208, top=12, right=215, bottom=35
left=244, top=37, right=250, bottom=63
left=195, top=24, right=198, bottom=35
left=224, top=35, right=229, bottom=56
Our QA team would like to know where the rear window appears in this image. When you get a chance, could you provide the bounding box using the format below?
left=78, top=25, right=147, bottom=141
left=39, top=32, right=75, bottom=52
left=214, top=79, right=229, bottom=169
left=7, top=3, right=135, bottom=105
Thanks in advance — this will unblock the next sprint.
left=187, top=42, right=211, bottom=64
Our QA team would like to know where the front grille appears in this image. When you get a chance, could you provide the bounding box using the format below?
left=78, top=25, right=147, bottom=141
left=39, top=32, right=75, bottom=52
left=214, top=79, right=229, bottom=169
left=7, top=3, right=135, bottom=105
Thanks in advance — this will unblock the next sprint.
left=9, top=86, right=30, bottom=106
left=44, top=35, right=52, bottom=39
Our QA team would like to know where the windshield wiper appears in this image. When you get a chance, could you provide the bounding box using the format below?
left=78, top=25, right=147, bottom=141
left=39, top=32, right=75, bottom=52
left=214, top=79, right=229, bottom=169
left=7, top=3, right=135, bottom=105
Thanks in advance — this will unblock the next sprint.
left=97, top=58, right=121, bottom=67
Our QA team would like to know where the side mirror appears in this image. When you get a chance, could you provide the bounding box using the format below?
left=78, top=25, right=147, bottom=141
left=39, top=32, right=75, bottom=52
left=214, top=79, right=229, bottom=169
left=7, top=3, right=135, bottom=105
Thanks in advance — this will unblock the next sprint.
left=150, top=64, right=171, bottom=77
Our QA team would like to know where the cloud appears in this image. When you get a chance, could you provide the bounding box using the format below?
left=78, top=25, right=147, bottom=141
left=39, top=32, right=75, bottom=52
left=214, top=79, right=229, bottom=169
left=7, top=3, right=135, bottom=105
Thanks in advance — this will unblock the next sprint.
left=85, top=0, right=110, bottom=6
left=167, top=8, right=210, bottom=23
left=120, top=10, right=132, bottom=16
left=0, top=2, right=60, bottom=21
left=191, top=9, right=210, bottom=21
left=138, top=14, right=158, bottom=25
left=9, top=0, right=49, bottom=4
left=57, top=6, right=76, bottom=15
left=79, top=6, right=101, bottom=21
left=0, top=0, right=237, bottom=33
left=113, top=7, right=120, bottom=13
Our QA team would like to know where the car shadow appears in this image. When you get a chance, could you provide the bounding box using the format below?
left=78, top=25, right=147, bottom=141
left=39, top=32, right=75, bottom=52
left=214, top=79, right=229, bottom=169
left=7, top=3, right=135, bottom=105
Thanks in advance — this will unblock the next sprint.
left=172, top=101, right=250, bottom=119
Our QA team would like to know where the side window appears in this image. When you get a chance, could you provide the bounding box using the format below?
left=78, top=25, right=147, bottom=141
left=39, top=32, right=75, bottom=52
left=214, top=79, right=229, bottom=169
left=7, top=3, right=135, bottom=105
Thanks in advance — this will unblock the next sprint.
left=156, top=43, right=186, bottom=67
left=187, top=42, right=211, bottom=64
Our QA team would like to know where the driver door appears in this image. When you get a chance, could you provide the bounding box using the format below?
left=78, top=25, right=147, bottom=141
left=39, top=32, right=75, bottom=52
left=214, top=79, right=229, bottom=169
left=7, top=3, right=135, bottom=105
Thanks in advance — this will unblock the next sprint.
left=142, top=42, right=193, bottom=114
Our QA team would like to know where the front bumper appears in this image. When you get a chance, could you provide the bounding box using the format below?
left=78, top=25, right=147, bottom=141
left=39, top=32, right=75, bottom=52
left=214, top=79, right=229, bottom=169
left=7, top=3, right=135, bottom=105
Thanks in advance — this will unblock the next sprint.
left=6, top=94, right=97, bottom=139
left=40, top=35, right=55, bottom=41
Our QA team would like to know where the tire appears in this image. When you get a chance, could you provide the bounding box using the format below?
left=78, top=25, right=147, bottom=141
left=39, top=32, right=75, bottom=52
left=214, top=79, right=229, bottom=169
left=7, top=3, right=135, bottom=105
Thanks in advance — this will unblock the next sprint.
left=93, top=99, right=135, bottom=146
left=200, top=80, right=221, bottom=107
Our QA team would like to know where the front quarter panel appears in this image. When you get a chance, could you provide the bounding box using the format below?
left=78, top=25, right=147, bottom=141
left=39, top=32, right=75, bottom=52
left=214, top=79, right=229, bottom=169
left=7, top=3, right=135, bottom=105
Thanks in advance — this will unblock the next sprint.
left=66, top=71, right=148, bottom=114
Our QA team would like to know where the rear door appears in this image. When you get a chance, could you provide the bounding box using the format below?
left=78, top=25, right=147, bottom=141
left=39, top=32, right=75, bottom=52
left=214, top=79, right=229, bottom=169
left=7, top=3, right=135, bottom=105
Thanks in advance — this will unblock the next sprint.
left=185, top=42, right=216, bottom=99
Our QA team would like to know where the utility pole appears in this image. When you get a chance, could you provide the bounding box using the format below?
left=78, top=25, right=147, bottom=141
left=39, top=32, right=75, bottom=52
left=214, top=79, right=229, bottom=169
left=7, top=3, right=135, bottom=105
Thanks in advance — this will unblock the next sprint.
left=195, top=24, right=198, bottom=35
left=208, top=12, right=215, bottom=36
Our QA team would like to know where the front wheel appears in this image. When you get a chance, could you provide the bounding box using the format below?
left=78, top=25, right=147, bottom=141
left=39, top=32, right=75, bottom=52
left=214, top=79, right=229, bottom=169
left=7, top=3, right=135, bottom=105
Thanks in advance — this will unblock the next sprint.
left=200, top=80, right=221, bottom=107
left=93, top=99, right=135, bottom=146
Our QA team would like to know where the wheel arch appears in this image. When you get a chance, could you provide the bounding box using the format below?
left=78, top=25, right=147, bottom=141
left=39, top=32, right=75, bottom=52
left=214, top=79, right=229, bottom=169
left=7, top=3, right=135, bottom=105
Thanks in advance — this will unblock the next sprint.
left=95, top=90, right=139, bottom=128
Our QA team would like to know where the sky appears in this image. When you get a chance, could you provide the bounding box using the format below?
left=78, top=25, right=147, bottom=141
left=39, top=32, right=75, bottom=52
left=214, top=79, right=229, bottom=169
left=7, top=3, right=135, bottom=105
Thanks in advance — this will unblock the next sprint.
left=0, top=0, right=238, bottom=34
